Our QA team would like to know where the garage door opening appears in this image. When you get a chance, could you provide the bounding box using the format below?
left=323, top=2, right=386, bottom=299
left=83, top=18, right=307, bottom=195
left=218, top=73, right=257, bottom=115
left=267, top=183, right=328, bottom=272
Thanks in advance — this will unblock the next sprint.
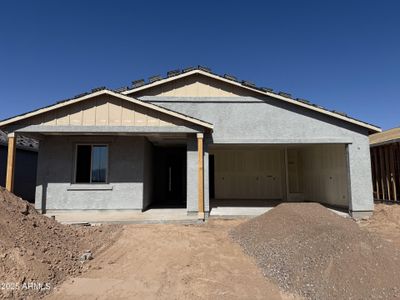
left=209, top=144, right=350, bottom=216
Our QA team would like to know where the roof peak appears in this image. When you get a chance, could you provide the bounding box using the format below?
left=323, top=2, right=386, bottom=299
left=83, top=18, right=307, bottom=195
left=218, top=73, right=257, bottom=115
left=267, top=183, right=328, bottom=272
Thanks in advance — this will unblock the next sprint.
left=119, top=67, right=380, bottom=133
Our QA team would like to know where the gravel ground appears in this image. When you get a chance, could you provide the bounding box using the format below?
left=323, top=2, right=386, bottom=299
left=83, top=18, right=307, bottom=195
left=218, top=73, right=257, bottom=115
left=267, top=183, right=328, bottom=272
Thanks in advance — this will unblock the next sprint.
left=0, top=187, right=121, bottom=299
left=230, top=202, right=400, bottom=300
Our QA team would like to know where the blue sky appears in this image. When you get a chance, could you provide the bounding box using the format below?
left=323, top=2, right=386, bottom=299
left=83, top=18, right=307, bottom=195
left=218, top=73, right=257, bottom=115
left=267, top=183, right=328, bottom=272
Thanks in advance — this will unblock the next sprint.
left=0, top=0, right=399, bottom=130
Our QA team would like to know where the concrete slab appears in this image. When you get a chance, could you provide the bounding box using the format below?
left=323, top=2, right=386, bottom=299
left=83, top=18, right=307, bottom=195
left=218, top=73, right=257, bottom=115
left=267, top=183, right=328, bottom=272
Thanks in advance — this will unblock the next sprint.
left=210, top=206, right=274, bottom=218
left=328, top=208, right=351, bottom=218
left=47, top=208, right=200, bottom=225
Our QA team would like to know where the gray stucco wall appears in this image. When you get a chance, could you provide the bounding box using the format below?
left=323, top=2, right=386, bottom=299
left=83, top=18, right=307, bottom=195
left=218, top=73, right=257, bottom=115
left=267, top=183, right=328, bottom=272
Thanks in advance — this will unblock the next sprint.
left=35, top=135, right=146, bottom=211
left=142, top=138, right=153, bottom=210
left=142, top=96, right=374, bottom=213
left=186, top=137, right=198, bottom=213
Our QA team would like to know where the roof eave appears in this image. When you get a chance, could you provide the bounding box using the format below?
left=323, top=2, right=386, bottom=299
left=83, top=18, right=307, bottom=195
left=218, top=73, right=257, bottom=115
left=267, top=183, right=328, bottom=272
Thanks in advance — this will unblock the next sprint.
left=0, top=89, right=214, bottom=131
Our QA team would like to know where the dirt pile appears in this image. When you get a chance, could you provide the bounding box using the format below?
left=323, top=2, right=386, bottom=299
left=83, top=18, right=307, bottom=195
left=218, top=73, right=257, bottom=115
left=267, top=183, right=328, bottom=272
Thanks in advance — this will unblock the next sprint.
left=365, top=203, right=400, bottom=227
left=230, top=203, right=400, bottom=300
left=359, top=203, right=400, bottom=249
left=0, top=187, right=121, bottom=299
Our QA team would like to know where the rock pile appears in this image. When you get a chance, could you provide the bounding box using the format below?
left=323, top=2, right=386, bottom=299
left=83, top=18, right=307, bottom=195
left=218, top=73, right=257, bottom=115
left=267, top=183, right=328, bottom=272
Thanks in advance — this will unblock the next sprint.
left=230, top=203, right=400, bottom=300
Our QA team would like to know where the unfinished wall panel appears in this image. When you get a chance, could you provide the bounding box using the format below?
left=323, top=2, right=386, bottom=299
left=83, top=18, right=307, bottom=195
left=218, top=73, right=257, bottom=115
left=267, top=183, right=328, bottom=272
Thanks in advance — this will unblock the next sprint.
left=212, top=148, right=284, bottom=200
left=300, top=144, right=349, bottom=207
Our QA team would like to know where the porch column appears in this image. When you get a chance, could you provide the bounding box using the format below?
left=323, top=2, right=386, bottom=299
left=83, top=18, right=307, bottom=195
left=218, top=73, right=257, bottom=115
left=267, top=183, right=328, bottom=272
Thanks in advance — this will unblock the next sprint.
left=197, top=133, right=204, bottom=219
left=6, top=133, right=16, bottom=192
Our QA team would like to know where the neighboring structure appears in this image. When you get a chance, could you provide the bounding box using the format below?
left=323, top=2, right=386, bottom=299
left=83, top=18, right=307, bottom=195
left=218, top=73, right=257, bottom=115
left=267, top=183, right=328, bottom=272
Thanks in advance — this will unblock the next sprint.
left=370, top=127, right=400, bottom=202
left=0, top=67, right=381, bottom=219
left=0, top=130, right=38, bottom=202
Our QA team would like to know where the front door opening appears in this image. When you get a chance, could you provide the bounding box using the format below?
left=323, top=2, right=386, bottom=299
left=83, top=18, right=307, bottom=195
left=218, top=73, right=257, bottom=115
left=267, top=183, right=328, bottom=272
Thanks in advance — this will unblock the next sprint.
left=151, top=146, right=187, bottom=208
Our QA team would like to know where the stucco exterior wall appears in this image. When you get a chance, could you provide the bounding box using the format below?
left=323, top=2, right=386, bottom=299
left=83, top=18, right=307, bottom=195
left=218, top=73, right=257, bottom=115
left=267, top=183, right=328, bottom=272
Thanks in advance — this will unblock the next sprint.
left=185, top=135, right=210, bottom=214
left=142, top=138, right=153, bottom=210
left=141, top=96, right=374, bottom=213
left=35, top=135, right=146, bottom=211
left=186, top=137, right=198, bottom=213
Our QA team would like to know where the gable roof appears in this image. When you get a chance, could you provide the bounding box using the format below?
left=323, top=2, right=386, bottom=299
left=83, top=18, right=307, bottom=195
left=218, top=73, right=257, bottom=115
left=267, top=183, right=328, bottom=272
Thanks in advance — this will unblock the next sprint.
left=121, top=67, right=381, bottom=133
left=0, top=89, right=213, bottom=130
left=370, top=127, right=400, bottom=146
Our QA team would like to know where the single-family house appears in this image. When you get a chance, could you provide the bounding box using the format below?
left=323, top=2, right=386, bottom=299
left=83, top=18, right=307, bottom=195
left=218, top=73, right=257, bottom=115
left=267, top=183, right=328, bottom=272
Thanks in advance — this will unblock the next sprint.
left=0, top=67, right=381, bottom=219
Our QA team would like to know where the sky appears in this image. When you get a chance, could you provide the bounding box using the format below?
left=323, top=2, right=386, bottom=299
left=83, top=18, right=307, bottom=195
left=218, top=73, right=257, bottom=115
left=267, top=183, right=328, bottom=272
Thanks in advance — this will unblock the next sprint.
left=0, top=0, right=399, bottom=130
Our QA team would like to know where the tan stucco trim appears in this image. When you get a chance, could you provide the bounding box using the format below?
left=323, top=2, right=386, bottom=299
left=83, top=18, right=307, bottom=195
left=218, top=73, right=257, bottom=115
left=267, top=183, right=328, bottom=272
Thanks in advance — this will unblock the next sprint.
left=0, top=90, right=213, bottom=130
left=123, top=70, right=381, bottom=133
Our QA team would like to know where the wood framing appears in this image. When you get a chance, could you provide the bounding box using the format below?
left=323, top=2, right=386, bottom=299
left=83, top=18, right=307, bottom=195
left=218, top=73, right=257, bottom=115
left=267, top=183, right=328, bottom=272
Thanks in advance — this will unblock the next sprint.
left=371, top=141, right=400, bottom=202
left=6, top=133, right=16, bottom=192
left=390, top=145, right=397, bottom=200
left=197, top=133, right=204, bottom=219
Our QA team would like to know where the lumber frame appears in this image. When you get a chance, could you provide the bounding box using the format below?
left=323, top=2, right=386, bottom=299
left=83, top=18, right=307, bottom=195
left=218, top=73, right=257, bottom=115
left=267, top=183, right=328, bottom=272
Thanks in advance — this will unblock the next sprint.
left=384, top=146, right=392, bottom=200
left=6, top=133, right=16, bottom=192
left=379, top=147, right=386, bottom=200
left=389, top=144, right=397, bottom=201
left=373, top=147, right=380, bottom=199
left=197, top=133, right=204, bottom=219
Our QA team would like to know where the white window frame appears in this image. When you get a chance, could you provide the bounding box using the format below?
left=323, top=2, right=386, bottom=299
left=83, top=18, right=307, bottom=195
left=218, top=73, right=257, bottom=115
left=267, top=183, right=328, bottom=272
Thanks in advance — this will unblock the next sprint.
left=74, top=144, right=109, bottom=184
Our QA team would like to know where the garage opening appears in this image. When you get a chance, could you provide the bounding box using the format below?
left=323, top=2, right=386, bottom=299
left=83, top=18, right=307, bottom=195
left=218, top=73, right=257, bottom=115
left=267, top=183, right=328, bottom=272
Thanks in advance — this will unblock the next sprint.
left=209, top=144, right=349, bottom=215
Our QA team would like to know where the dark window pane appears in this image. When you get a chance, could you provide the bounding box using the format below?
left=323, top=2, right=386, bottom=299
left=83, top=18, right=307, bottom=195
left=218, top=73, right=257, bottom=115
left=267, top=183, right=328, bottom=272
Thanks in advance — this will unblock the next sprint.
left=92, top=146, right=108, bottom=183
left=76, top=145, right=91, bottom=183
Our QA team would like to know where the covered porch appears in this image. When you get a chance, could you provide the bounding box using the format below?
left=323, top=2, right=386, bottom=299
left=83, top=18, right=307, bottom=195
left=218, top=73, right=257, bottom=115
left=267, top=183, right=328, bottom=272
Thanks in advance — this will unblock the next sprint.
left=4, top=129, right=207, bottom=218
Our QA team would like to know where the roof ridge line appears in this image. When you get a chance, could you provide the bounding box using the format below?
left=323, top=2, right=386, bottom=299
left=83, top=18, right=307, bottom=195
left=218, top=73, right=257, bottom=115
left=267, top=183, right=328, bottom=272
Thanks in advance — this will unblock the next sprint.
left=120, top=67, right=381, bottom=132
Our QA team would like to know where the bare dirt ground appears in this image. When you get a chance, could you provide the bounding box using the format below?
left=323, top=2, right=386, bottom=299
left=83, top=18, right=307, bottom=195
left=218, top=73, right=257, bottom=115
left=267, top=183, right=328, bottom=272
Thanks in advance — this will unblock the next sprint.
left=47, top=220, right=299, bottom=300
left=359, top=203, right=400, bottom=248
left=3, top=187, right=400, bottom=300
left=0, top=187, right=121, bottom=299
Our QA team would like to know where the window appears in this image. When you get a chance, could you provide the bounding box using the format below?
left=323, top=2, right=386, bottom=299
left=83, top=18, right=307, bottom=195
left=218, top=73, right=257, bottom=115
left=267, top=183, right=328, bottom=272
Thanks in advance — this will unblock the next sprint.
left=75, top=145, right=108, bottom=183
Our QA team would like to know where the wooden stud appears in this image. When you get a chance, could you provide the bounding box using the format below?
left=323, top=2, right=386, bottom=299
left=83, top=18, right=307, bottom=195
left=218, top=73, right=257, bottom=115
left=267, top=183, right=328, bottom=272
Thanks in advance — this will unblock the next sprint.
left=5, top=133, right=16, bottom=192
left=379, top=146, right=386, bottom=200
left=373, top=147, right=380, bottom=200
left=384, top=146, right=392, bottom=201
left=197, top=133, right=204, bottom=219
left=389, top=144, right=397, bottom=201
left=394, top=142, right=400, bottom=202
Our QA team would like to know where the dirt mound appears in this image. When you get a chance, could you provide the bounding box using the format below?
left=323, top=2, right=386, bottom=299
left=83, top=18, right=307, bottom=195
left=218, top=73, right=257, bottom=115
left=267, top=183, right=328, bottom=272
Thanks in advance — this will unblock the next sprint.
left=0, top=187, right=121, bottom=299
left=367, top=203, right=400, bottom=227
left=230, top=203, right=400, bottom=300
